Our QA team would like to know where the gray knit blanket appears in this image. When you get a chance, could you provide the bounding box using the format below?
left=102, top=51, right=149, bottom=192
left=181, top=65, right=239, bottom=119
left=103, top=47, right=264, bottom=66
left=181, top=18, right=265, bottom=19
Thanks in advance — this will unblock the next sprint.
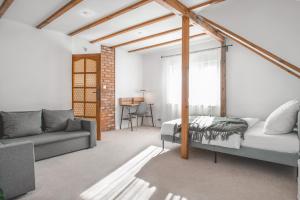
left=174, top=116, right=248, bottom=143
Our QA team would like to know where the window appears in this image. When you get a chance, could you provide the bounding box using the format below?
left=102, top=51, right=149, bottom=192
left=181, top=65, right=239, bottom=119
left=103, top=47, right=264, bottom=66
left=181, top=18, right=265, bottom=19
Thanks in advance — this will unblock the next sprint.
left=161, top=49, right=220, bottom=121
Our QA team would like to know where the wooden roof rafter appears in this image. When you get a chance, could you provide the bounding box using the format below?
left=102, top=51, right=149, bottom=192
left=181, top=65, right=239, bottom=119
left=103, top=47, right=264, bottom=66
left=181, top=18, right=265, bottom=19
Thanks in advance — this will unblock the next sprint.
left=36, top=0, right=83, bottom=29
left=153, top=0, right=224, bottom=42
left=0, top=0, right=14, bottom=18
left=128, top=33, right=206, bottom=53
left=90, top=0, right=224, bottom=43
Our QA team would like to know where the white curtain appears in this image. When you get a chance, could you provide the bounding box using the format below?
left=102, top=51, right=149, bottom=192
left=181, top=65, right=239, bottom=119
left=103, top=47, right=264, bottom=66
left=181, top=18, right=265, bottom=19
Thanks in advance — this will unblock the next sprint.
left=161, top=49, right=220, bottom=122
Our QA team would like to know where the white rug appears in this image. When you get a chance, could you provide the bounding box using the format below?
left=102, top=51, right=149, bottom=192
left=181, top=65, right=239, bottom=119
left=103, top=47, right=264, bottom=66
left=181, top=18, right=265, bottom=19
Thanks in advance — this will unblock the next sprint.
left=80, top=146, right=168, bottom=200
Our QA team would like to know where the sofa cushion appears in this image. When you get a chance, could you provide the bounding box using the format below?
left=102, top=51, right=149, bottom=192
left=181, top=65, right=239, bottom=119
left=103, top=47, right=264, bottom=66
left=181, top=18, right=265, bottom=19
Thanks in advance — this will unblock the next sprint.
left=0, top=131, right=90, bottom=146
left=43, top=109, right=74, bottom=132
left=0, top=111, right=42, bottom=138
left=65, top=119, right=82, bottom=132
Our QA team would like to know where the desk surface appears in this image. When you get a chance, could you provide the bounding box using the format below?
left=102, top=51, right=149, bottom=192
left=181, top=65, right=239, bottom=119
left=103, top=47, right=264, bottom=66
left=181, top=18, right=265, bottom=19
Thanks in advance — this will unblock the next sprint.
left=120, top=103, right=154, bottom=106
left=120, top=103, right=140, bottom=107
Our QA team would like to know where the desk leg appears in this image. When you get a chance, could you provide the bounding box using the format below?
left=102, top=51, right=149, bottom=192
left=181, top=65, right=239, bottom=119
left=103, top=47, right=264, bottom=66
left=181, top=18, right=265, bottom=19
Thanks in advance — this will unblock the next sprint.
left=120, top=106, right=124, bottom=129
left=150, top=104, right=154, bottom=127
left=128, top=107, right=133, bottom=131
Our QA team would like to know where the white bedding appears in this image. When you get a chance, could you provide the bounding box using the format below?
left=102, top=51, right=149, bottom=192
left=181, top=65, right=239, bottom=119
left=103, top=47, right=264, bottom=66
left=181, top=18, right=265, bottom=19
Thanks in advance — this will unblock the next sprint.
left=161, top=118, right=299, bottom=153
left=242, top=121, right=299, bottom=153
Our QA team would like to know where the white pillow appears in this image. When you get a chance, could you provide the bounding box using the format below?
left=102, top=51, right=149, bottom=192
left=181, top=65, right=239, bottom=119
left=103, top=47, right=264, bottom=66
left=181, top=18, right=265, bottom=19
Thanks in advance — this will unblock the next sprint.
left=264, top=100, right=300, bottom=134
left=242, top=118, right=260, bottom=128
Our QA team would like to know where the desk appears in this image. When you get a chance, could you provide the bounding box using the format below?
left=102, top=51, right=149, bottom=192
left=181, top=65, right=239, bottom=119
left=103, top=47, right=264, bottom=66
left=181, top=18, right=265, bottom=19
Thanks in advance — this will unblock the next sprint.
left=119, top=103, right=154, bottom=131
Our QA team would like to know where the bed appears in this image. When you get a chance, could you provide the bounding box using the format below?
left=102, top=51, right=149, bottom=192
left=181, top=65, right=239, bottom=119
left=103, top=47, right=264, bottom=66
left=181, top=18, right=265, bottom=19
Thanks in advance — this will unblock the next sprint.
left=161, top=112, right=300, bottom=167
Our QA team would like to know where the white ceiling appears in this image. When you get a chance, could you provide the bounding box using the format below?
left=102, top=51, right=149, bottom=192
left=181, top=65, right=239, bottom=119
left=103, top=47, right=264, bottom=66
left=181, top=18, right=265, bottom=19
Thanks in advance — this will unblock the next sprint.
left=1, top=0, right=220, bottom=54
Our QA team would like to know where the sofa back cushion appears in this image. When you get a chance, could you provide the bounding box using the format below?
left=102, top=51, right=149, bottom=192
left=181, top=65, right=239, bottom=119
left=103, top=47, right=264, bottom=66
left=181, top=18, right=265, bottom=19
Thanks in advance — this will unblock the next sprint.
left=0, top=111, right=42, bottom=138
left=43, top=109, right=74, bottom=132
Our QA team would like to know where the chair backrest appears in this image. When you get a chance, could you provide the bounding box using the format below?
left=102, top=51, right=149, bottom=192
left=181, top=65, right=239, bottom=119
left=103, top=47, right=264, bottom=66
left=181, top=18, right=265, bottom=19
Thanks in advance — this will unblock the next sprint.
left=137, top=102, right=148, bottom=115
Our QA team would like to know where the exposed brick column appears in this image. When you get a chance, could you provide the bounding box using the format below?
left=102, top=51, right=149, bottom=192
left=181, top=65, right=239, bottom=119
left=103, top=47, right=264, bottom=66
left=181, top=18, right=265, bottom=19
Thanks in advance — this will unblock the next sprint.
left=100, top=46, right=115, bottom=131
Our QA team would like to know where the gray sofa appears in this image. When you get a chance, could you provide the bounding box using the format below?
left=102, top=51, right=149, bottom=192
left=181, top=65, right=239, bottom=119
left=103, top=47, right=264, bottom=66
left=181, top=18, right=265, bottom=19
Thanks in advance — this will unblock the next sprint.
left=0, top=109, right=97, bottom=199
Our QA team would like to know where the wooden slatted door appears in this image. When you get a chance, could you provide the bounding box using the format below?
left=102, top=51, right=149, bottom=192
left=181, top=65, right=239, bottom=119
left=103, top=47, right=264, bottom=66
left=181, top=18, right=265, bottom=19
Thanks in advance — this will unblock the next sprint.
left=72, top=54, right=101, bottom=140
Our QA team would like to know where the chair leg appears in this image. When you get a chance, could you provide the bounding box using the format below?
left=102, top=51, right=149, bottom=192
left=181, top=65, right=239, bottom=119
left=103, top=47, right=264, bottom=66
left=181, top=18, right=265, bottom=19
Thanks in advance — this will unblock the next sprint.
left=120, top=106, right=124, bottom=129
left=136, top=116, right=139, bottom=127
left=141, top=116, right=144, bottom=126
left=150, top=105, right=154, bottom=127
left=129, top=115, right=133, bottom=131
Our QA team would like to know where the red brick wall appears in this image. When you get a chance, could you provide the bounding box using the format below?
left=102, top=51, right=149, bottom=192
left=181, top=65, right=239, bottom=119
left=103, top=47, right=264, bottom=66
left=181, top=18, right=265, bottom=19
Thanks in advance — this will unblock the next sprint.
left=100, top=46, right=115, bottom=131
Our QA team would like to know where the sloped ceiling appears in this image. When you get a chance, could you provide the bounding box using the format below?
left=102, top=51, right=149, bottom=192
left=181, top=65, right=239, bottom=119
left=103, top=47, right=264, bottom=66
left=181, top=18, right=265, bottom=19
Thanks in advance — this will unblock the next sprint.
left=2, top=0, right=218, bottom=53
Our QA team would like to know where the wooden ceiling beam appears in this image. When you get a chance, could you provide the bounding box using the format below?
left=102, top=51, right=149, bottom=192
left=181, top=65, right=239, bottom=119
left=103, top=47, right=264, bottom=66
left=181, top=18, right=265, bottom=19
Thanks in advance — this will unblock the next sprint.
left=154, top=0, right=224, bottom=42
left=36, top=0, right=83, bottom=29
left=69, top=0, right=153, bottom=36
left=91, top=13, right=174, bottom=43
left=0, top=0, right=14, bottom=18
left=112, top=25, right=193, bottom=48
left=201, top=16, right=300, bottom=78
left=90, top=0, right=222, bottom=43
left=128, top=33, right=206, bottom=53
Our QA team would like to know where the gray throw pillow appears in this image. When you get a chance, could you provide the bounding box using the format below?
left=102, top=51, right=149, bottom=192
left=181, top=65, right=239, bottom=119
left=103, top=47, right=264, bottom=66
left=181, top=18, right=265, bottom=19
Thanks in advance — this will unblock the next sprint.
left=65, top=119, right=82, bottom=132
left=43, top=109, right=74, bottom=132
left=1, top=111, right=42, bottom=138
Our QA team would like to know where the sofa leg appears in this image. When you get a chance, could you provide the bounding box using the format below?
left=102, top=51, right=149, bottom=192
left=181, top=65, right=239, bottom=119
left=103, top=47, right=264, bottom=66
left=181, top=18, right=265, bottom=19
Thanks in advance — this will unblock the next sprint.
left=296, top=167, right=298, bottom=181
left=162, top=140, right=165, bottom=150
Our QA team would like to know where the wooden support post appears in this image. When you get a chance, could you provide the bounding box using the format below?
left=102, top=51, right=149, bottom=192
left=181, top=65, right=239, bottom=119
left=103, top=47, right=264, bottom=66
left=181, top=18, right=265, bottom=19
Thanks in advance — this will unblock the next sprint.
left=220, top=41, right=226, bottom=117
left=181, top=16, right=190, bottom=159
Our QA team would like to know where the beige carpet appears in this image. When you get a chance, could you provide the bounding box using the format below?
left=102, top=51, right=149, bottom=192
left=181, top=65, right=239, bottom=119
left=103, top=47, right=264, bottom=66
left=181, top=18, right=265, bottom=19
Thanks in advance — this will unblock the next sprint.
left=17, top=127, right=297, bottom=200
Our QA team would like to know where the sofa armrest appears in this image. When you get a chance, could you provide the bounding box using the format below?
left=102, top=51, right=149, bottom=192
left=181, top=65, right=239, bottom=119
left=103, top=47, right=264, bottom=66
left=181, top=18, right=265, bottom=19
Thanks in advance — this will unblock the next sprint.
left=80, top=119, right=97, bottom=147
left=0, top=141, right=35, bottom=199
left=298, top=111, right=300, bottom=157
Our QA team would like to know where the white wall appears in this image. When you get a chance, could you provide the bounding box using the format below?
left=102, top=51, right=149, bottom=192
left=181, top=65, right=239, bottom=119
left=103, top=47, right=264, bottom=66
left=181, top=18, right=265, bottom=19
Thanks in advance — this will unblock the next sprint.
left=115, top=48, right=143, bottom=129
left=142, top=0, right=300, bottom=121
left=72, top=37, right=100, bottom=54
left=0, top=19, right=72, bottom=111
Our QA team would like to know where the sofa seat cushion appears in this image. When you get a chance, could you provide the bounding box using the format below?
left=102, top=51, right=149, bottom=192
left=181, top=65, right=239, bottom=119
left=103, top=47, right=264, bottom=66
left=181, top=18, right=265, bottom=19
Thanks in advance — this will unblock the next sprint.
left=0, top=131, right=90, bottom=146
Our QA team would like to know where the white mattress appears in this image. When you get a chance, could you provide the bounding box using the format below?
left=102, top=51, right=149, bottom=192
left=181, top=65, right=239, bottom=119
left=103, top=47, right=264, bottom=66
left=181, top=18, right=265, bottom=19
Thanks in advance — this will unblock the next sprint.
left=241, top=121, right=299, bottom=153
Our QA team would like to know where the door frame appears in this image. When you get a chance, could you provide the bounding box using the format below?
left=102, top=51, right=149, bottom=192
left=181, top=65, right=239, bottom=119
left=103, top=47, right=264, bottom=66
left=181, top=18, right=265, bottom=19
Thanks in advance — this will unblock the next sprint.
left=72, top=53, right=101, bottom=140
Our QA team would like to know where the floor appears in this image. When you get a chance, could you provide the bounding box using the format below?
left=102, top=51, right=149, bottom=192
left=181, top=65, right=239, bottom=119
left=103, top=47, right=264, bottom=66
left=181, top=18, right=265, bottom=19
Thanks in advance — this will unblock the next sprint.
left=17, top=127, right=297, bottom=200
